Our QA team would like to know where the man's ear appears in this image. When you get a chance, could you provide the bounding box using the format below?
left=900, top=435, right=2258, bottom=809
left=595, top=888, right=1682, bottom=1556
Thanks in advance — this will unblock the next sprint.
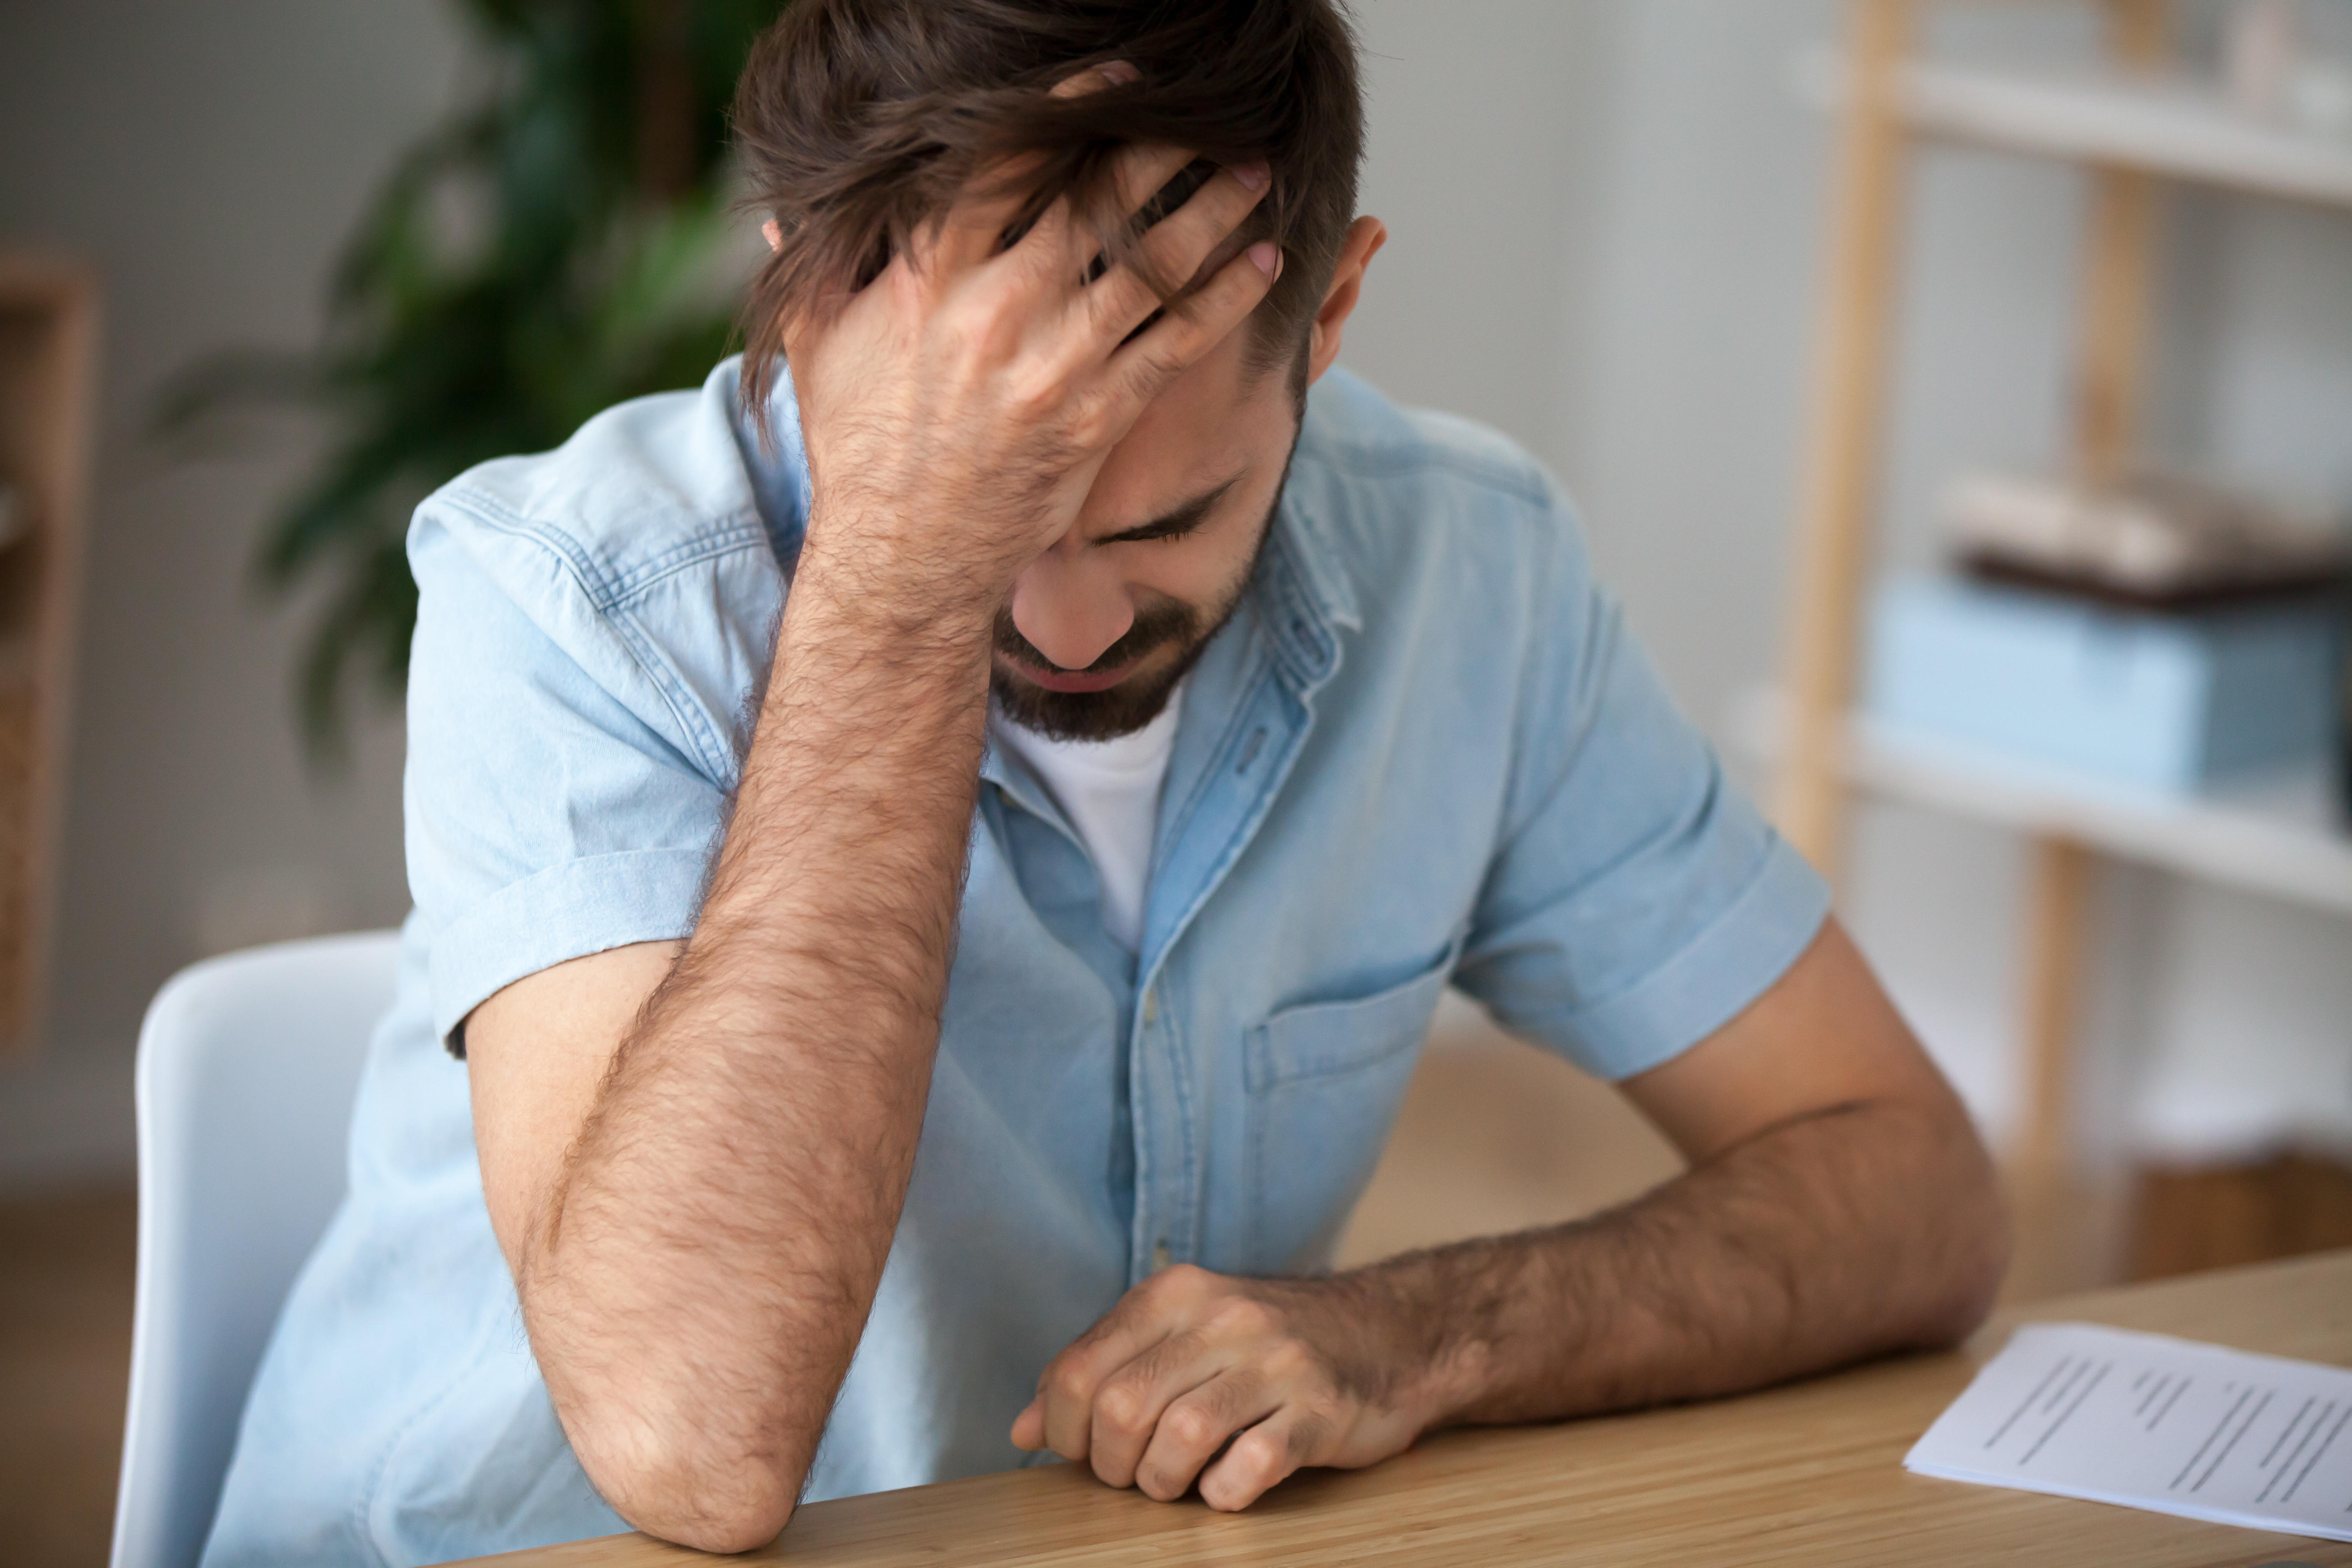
left=762, top=218, right=783, bottom=253
left=1304, top=217, right=1388, bottom=387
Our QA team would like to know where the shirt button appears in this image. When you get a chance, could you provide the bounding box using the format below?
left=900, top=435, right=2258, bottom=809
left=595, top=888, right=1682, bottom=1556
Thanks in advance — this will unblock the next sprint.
left=1142, top=991, right=1158, bottom=1026
left=1152, top=1239, right=1172, bottom=1271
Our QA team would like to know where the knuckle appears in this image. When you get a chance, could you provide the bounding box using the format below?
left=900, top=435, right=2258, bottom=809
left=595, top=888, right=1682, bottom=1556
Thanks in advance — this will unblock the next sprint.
left=1208, top=1297, right=1274, bottom=1339
left=1061, top=397, right=1117, bottom=452
left=1130, top=1331, right=1192, bottom=1386
left=1070, top=373, right=1148, bottom=449
left=1048, top=1361, right=1093, bottom=1405
left=1199, top=1368, right=1258, bottom=1420
left=1094, top=1382, right=1147, bottom=1436
left=1145, top=297, right=1202, bottom=345
left=1232, top=1427, right=1283, bottom=1484
left=1165, top=1403, right=1218, bottom=1450
left=1159, top=1262, right=1212, bottom=1297
left=886, top=260, right=933, bottom=312
left=933, top=309, right=993, bottom=369
left=1202, top=1434, right=1278, bottom=1513
left=1088, top=276, right=1155, bottom=337
left=1127, top=333, right=1192, bottom=387
left=1134, top=229, right=1195, bottom=287
left=1260, top=1338, right=1311, bottom=1381
left=1002, top=361, right=1065, bottom=420
left=959, top=299, right=1032, bottom=365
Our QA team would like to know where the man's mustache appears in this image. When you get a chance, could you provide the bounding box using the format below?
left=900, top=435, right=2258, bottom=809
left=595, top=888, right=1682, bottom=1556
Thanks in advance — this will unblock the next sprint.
left=993, top=599, right=1199, bottom=678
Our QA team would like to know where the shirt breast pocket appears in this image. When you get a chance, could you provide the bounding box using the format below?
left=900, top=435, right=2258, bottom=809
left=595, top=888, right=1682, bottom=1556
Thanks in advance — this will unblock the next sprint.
left=1242, top=932, right=1464, bottom=1275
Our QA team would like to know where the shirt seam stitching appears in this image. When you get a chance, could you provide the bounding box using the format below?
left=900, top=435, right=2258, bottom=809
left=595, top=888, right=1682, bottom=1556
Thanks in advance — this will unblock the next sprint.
left=436, top=487, right=771, bottom=609
left=432, top=492, right=758, bottom=779
left=1466, top=837, right=1820, bottom=1056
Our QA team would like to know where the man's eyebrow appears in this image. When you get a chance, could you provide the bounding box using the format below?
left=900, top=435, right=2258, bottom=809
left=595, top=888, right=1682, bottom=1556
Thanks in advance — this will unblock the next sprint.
left=1092, top=473, right=1245, bottom=545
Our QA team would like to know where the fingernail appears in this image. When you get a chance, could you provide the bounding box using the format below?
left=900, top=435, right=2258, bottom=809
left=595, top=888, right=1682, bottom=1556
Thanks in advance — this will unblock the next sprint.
left=1098, top=59, right=1141, bottom=86
left=1233, top=161, right=1271, bottom=192
left=1248, top=241, right=1281, bottom=279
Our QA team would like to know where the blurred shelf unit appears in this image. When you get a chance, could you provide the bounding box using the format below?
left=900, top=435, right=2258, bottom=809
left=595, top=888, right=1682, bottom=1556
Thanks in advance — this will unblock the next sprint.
left=1774, top=0, right=2352, bottom=1190
left=1736, top=689, right=2352, bottom=920
left=0, top=253, right=98, bottom=1057
left=1798, top=48, right=2352, bottom=208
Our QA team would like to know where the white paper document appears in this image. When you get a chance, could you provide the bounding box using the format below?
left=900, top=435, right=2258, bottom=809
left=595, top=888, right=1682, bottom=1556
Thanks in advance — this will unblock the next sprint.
left=1905, top=1322, right=2352, bottom=1542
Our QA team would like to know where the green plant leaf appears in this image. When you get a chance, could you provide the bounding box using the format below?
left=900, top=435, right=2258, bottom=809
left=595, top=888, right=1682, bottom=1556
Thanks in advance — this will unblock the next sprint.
left=160, top=0, right=791, bottom=760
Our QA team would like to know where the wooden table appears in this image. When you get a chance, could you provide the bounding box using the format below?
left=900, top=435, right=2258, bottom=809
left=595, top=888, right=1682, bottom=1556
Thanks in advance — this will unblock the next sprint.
left=467, top=1251, right=2352, bottom=1566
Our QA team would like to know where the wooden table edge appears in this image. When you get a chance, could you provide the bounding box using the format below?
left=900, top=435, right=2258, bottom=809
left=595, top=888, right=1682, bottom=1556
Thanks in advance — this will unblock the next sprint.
left=448, top=1249, right=2352, bottom=1566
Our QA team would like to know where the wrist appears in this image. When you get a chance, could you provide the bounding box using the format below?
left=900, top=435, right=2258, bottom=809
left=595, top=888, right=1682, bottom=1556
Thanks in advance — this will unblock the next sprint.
left=1398, top=1308, right=1497, bottom=1438
left=784, top=526, right=1001, bottom=660
left=1338, top=1256, right=1501, bottom=1436
left=797, top=494, right=1027, bottom=620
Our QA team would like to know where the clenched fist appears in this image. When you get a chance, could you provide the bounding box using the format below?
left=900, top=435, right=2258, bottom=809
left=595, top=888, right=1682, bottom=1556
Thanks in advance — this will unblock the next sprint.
left=1011, top=1263, right=1459, bottom=1512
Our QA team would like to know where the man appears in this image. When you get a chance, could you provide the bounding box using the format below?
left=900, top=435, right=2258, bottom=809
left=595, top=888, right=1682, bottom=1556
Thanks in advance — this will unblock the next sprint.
left=206, top=3, right=2006, bottom=1563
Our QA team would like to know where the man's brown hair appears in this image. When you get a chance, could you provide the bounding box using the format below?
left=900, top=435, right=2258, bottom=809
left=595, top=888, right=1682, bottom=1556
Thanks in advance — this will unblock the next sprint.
left=731, top=0, right=1365, bottom=423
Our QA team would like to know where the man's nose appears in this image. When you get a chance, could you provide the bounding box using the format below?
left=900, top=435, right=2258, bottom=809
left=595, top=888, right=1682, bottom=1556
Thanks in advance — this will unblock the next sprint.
left=1008, top=547, right=1135, bottom=672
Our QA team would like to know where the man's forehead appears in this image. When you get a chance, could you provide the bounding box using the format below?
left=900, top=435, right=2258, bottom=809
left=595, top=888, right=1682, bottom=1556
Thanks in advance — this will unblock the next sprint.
left=1079, top=450, right=1250, bottom=542
left=1084, top=366, right=1290, bottom=538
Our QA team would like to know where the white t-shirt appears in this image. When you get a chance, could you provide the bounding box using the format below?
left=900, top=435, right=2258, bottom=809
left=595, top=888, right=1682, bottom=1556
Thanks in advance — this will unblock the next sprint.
left=988, top=685, right=1183, bottom=953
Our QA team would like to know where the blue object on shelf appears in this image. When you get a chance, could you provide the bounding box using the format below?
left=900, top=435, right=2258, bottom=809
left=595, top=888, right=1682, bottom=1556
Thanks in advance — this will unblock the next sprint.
left=1865, top=576, right=2344, bottom=793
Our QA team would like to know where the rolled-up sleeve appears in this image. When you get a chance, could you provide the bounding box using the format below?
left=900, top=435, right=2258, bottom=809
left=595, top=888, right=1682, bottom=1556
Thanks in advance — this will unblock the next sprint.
left=1451, top=487, right=1830, bottom=1082
left=404, top=504, right=735, bottom=1051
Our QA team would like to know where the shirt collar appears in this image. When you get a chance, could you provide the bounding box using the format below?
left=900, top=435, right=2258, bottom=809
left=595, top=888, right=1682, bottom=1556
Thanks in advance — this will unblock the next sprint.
left=1249, top=473, right=1359, bottom=700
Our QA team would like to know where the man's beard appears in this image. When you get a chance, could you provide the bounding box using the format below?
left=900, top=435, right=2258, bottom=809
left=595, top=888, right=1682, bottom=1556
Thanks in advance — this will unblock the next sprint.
left=990, top=498, right=1279, bottom=743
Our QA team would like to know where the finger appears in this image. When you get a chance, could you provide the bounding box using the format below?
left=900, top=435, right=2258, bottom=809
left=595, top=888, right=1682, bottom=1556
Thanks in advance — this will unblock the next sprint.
left=997, top=63, right=1158, bottom=271
left=1029, top=142, right=1199, bottom=278
left=1052, top=58, right=1140, bottom=98
left=934, top=64, right=1130, bottom=270
left=1197, top=1405, right=1332, bottom=1513
left=1033, top=1264, right=1220, bottom=1462
left=1037, top=1326, right=1161, bottom=1464
left=1133, top=1368, right=1283, bottom=1504
left=1009, top=1394, right=1047, bottom=1452
left=1107, top=143, right=1209, bottom=229
left=1033, top=1310, right=1175, bottom=1462
left=1102, top=240, right=1282, bottom=404
left=1084, top=1326, right=1233, bottom=1491
left=1086, top=163, right=1271, bottom=342
left=925, top=147, right=1053, bottom=275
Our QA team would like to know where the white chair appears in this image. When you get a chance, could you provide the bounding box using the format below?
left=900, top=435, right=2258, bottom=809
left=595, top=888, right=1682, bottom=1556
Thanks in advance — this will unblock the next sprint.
left=111, top=930, right=402, bottom=1568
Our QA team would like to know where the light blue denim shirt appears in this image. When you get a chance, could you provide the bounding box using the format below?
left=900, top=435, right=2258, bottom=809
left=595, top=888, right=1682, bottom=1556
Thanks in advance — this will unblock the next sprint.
left=205, top=358, right=1828, bottom=1566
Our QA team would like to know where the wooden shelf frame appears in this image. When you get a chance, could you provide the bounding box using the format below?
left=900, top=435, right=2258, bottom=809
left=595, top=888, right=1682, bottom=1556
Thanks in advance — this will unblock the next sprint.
left=1772, top=0, right=2351, bottom=1186
left=0, top=252, right=101, bottom=1057
left=1795, top=44, right=2352, bottom=210
left=1898, top=57, right=2352, bottom=208
left=1739, top=693, right=2352, bottom=920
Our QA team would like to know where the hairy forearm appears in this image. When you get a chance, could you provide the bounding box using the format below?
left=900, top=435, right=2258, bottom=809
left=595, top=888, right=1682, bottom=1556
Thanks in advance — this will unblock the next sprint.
left=485, top=118, right=1275, bottom=1545
left=1369, top=1096, right=2007, bottom=1434
left=522, top=534, right=997, bottom=1547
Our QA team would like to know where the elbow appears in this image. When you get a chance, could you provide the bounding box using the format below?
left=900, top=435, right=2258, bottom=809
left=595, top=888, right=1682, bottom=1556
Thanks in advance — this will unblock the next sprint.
left=1910, top=1114, right=2011, bottom=1349
left=1920, top=1195, right=2009, bottom=1350
left=521, top=1281, right=815, bottom=1550
left=563, top=1401, right=804, bottom=1553
left=616, top=1476, right=797, bottom=1557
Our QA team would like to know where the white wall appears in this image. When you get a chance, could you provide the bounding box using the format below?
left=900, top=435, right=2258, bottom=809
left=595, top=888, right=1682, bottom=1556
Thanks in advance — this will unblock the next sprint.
left=0, top=1, right=461, bottom=1184
left=1, top=0, right=2347, bottom=1188
left=1340, top=0, right=2352, bottom=1166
